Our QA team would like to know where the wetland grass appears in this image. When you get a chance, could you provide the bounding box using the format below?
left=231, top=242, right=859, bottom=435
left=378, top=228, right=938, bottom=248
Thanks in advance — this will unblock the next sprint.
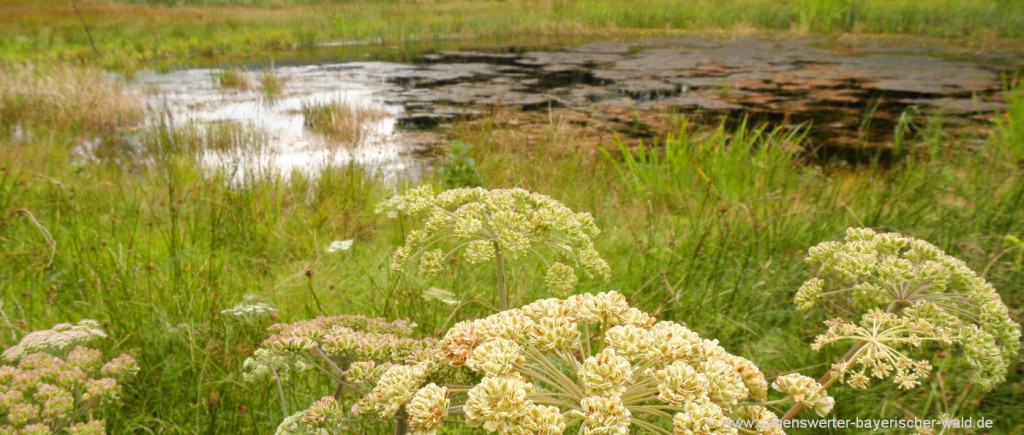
left=258, top=68, right=283, bottom=98
left=212, top=68, right=249, bottom=90
left=3, top=1, right=1024, bottom=70
left=0, top=64, right=143, bottom=132
left=301, top=99, right=388, bottom=144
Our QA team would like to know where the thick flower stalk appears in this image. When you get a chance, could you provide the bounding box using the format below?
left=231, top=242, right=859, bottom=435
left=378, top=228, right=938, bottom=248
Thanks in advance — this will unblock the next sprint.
left=386, top=187, right=611, bottom=309
left=334, top=291, right=813, bottom=434
left=786, top=228, right=1021, bottom=419
left=1, top=321, right=138, bottom=434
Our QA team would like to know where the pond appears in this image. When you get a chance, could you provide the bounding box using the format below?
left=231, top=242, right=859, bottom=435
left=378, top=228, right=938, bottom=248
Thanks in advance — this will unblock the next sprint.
left=127, top=36, right=1022, bottom=178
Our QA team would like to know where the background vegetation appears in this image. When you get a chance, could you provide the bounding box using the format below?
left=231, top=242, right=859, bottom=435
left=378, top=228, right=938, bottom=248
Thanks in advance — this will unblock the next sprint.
left=2, top=0, right=1024, bottom=71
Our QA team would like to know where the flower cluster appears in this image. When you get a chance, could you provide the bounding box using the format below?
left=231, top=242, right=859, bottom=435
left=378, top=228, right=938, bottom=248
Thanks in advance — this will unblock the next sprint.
left=771, top=374, right=833, bottom=417
left=1, top=322, right=138, bottom=434
left=797, top=228, right=1021, bottom=392
left=374, top=195, right=409, bottom=219
left=345, top=291, right=796, bottom=434
left=2, top=320, right=106, bottom=363
left=388, top=187, right=610, bottom=296
left=220, top=302, right=277, bottom=322
left=276, top=396, right=345, bottom=434
left=244, top=314, right=434, bottom=385
left=325, top=240, right=354, bottom=254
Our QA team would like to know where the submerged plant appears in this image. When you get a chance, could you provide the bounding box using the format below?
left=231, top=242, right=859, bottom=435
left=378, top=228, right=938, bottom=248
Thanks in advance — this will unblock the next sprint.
left=1, top=321, right=138, bottom=433
left=387, top=187, right=611, bottom=309
left=786, top=227, right=1021, bottom=418
left=288, top=291, right=828, bottom=434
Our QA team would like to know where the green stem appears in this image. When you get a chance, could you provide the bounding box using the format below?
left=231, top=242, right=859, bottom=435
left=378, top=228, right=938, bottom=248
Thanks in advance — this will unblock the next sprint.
left=306, top=272, right=324, bottom=316
left=271, top=367, right=289, bottom=418
left=394, top=413, right=408, bottom=435
left=495, top=242, right=508, bottom=310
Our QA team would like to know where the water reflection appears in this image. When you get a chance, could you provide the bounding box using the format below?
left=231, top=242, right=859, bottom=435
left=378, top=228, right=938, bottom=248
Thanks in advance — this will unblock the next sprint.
left=130, top=63, right=422, bottom=181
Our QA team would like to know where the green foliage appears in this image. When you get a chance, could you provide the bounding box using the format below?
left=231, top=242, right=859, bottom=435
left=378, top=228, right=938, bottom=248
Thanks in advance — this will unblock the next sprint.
left=438, top=140, right=485, bottom=189
left=300, top=99, right=387, bottom=144
left=259, top=68, right=283, bottom=99
left=992, top=76, right=1024, bottom=163
left=605, top=118, right=806, bottom=205
left=212, top=68, right=249, bottom=89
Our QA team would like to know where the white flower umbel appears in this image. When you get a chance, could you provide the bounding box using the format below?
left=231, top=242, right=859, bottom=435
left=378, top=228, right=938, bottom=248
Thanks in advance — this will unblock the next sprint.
left=326, top=239, right=354, bottom=253
left=386, top=187, right=611, bottom=309
left=783, top=228, right=1021, bottom=420
left=221, top=302, right=277, bottom=323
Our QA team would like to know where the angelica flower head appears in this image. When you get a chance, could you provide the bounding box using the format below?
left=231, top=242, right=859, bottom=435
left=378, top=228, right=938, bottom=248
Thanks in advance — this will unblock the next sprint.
left=353, top=361, right=432, bottom=418
left=772, top=373, right=834, bottom=417
left=100, top=354, right=139, bottom=380
left=529, top=316, right=581, bottom=351
left=300, top=396, right=343, bottom=429
left=655, top=361, right=711, bottom=407
left=579, top=348, right=633, bottom=397
left=3, top=320, right=106, bottom=362
left=406, top=383, right=450, bottom=435
left=672, top=401, right=736, bottom=435
left=255, top=314, right=431, bottom=371
left=572, top=395, right=631, bottom=435
left=519, top=404, right=566, bottom=434
left=0, top=324, right=136, bottom=432
left=463, top=375, right=533, bottom=432
left=387, top=187, right=610, bottom=295
left=466, top=338, right=525, bottom=376
left=800, top=228, right=1020, bottom=392
left=697, top=357, right=749, bottom=408
left=733, top=405, right=783, bottom=435
left=604, top=324, right=654, bottom=360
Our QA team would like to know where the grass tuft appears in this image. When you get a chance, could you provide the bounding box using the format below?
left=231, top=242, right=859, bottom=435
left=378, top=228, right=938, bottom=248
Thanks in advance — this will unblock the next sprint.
left=0, top=64, right=144, bottom=133
left=301, top=99, right=388, bottom=144
left=212, top=68, right=249, bottom=90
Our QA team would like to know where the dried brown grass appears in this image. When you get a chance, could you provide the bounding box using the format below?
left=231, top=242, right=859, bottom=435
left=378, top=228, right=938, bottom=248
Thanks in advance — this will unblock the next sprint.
left=0, top=64, right=144, bottom=132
